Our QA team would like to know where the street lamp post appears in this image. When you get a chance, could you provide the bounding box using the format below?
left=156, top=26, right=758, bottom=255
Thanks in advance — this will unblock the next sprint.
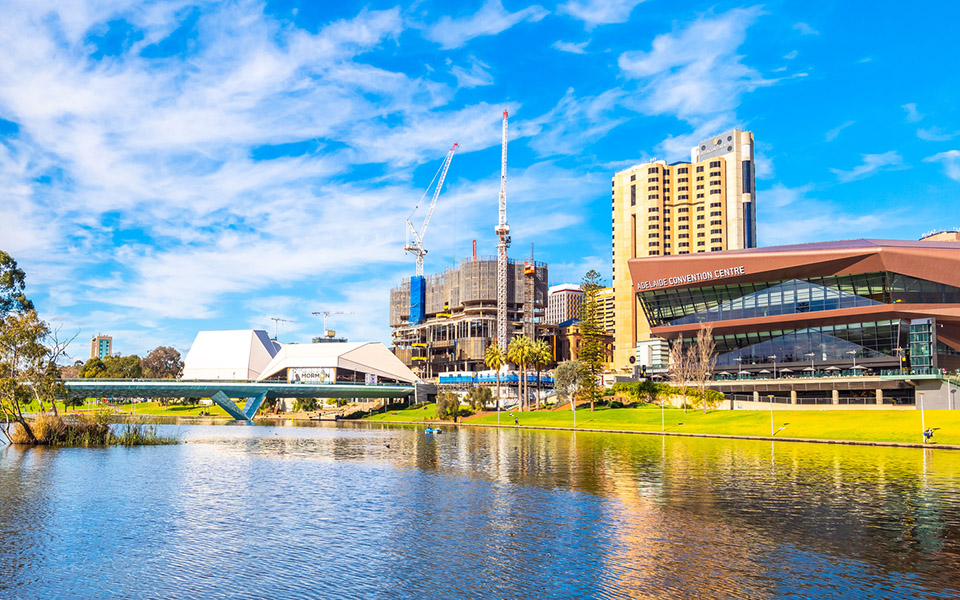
left=734, top=356, right=743, bottom=380
left=951, top=388, right=957, bottom=411
left=895, top=347, right=904, bottom=376
left=847, top=350, right=857, bottom=374
left=768, top=355, right=778, bottom=379
left=768, top=394, right=774, bottom=436
left=805, top=352, right=815, bottom=377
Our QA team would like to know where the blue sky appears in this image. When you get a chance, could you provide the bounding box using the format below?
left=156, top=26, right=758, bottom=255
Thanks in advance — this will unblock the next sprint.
left=2, top=0, right=959, bottom=359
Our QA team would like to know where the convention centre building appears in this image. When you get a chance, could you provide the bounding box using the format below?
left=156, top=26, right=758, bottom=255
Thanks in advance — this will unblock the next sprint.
left=628, top=239, right=960, bottom=407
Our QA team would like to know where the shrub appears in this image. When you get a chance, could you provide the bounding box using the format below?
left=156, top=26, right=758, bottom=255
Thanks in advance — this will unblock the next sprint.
left=292, top=398, right=319, bottom=412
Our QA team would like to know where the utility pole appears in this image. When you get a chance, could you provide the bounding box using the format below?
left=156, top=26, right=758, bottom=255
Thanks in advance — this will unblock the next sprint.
left=495, top=109, right=510, bottom=352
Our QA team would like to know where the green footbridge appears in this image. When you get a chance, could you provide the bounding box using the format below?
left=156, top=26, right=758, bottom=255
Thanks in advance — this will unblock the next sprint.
left=62, top=379, right=415, bottom=421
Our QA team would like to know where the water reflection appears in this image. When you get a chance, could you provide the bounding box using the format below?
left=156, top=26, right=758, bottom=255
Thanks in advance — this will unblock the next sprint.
left=1, top=422, right=960, bottom=598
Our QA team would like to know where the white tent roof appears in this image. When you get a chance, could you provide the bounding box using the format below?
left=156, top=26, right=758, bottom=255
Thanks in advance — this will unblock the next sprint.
left=182, top=330, right=280, bottom=381
left=258, top=342, right=417, bottom=384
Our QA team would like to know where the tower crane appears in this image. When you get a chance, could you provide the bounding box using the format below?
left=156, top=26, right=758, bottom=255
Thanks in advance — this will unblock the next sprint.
left=311, top=311, right=354, bottom=337
left=404, top=143, right=458, bottom=276
left=269, top=317, right=295, bottom=341
left=495, top=109, right=510, bottom=352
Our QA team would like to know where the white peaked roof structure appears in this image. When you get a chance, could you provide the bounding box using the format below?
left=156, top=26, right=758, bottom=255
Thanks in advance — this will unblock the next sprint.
left=258, top=342, right=417, bottom=384
left=182, top=330, right=281, bottom=381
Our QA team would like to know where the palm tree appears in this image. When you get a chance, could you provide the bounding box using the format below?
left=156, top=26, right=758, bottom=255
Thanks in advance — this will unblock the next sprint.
left=484, top=343, right=505, bottom=413
left=530, top=338, right=552, bottom=408
left=508, top=335, right=533, bottom=410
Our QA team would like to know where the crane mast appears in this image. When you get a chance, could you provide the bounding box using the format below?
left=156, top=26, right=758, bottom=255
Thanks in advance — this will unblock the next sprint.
left=495, top=109, right=510, bottom=352
left=405, top=143, right=458, bottom=276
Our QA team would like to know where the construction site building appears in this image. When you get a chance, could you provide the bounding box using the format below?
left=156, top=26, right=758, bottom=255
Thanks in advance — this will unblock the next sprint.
left=390, top=257, right=548, bottom=375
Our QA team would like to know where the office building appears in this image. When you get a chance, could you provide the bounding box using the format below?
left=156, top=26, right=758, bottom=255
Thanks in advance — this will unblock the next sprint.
left=629, top=239, right=960, bottom=407
left=90, top=335, right=113, bottom=360
left=611, top=129, right=756, bottom=370
left=546, top=284, right=583, bottom=324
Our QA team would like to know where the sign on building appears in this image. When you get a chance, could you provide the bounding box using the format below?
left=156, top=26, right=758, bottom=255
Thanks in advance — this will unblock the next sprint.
left=289, top=367, right=335, bottom=384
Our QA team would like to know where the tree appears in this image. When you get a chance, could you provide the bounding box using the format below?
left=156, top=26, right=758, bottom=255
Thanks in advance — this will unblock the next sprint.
left=530, top=338, right=552, bottom=407
left=466, top=386, right=492, bottom=411
left=668, top=335, right=693, bottom=412
left=578, top=269, right=606, bottom=411
left=141, top=346, right=184, bottom=379
left=0, top=251, right=34, bottom=315
left=507, top=334, right=533, bottom=410
left=80, top=358, right=106, bottom=378
left=82, top=355, right=142, bottom=379
left=0, top=310, right=66, bottom=443
left=484, top=343, right=505, bottom=409
left=555, top=359, right=583, bottom=406
left=435, top=391, right=460, bottom=420
left=690, top=324, right=718, bottom=414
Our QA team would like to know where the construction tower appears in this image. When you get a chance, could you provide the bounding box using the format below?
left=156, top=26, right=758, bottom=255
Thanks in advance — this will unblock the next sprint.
left=495, top=109, right=510, bottom=351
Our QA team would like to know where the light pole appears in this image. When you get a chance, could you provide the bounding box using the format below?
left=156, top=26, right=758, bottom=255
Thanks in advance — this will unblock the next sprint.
left=805, top=352, right=815, bottom=377
left=919, top=392, right=926, bottom=443
left=895, top=347, right=904, bottom=375
left=768, top=355, right=777, bottom=379
left=951, top=388, right=957, bottom=411
left=847, top=350, right=857, bottom=374
left=735, top=356, right=743, bottom=380
left=768, top=394, right=774, bottom=436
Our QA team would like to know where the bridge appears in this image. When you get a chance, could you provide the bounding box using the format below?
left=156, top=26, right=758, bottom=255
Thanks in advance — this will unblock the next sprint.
left=62, top=379, right=415, bottom=421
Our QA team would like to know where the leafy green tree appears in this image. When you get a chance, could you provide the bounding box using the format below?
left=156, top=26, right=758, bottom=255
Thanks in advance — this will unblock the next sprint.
left=508, top=334, right=533, bottom=410
left=466, top=386, right=492, bottom=411
left=484, top=343, right=505, bottom=408
left=0, top=311, right=65, bottom=443
left=435, top=391, right=460, bottom=420
left=80, top=358, right=107, bottom=378
left=103, top=355, right=143, bottom=379
left=578, top=269, right=606, bottom=411
left=0, top=251, right=34, bottom=315
left=530, top=338, right=552, bottom=407
left=555, top=360, right=583, bottom=405
left=292, top=397, right=318, bottom=412
left=141, top=346, right=184, bottom=378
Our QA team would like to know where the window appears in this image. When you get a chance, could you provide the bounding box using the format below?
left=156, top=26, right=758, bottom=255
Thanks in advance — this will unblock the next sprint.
left=678, top=225, right=689, bottom=230
left=710, top=202, right=722, bottom=208
left=678, top=194, right=689, bottom=200
left=630, top=185, right=636, bottom=206
left=678, top=207, right=689, bottom=213
left=678, top=177, right=688, bottom=183
left=664, top=208, right=671, bottom=213
left=679, top=233, right=689, bottom=239
left=650, top=194, right=660, bottom=199
left=711, top=246, right=722, bottom=251
left=698, top=241, right=706, bottom=246
left=711, top=228, right=722, bottom=234
left=649, top=177, right=660, bottom=182
left=648, top=207, right=659, bottom=212
left=710, top=171, right=721, bottom=178
left=742, top=160, right=753, bottom=193
left=677, top=167, right=689, bottom=174
left=697, top=232, right=705, bottom=237
left=648, top=215, right=659, bottom=221
left=710, top=211, right=722, bottom=217
left=710, top=180, right=721, bottom=186
left=697, top=215, right=705, bottom=221
left=648, top=232, right=659, bottom=238
left=648, top=185, right=659, bottom=191
left=696, top=166, right=704, bottom=173
left=697, top=193, right=705, bottom=199
left=679, top=242, right=690, bottom=247
left=678, top=186, right=688, bottom=191
left=678, top=216, right=689, bottom=222
left=648, top=167, right=659, bottom=174
left=697, top=185, right=705, bottom=190
left=697, top=224, right=705, bottom=229
left=710, top=189, right=722, bottom=195
left=711, top=237, right=723, bottom=243
left=709, top=160, right=721, bottom=168
left=696, top=176, right=704, bottom=181
left=710, top=220, right=722, bottom=225
left=630, top=174, right=636, bottom=181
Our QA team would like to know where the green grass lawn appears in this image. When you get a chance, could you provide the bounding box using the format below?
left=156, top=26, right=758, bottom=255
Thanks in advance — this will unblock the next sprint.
left=464, top=405, right=960, bottom=445
left=60, top=400, right=245, bottom=418
left=366, top=404, right=441, bottom=422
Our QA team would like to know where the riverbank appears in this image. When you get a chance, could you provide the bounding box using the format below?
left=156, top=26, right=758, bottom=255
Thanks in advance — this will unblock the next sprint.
left=365, top=404, right=960, bottom=447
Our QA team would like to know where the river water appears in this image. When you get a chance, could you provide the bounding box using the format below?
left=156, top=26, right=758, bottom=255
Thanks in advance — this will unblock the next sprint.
left=2, top=421, right=960, bottom=599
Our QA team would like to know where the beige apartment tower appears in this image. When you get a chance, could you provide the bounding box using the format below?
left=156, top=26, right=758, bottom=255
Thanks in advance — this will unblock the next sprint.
left=611, top=129, right=756, bottom=371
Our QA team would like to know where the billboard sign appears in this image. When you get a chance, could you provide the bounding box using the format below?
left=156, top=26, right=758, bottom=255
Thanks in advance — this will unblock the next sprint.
left=289, top=367, right=335, bottom=384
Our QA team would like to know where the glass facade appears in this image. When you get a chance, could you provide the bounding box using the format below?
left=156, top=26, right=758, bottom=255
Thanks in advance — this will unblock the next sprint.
left=640, top=272, right=960, bottom=327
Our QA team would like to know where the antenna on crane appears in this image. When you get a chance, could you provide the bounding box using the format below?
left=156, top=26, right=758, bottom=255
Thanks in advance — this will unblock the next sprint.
left=269, top=317, right=295, bottom=341
left=495, top=109, right=510, bottom=352
left=311, top=311, right=354, bottom=338
left=404, top=143, right=458, bottom=276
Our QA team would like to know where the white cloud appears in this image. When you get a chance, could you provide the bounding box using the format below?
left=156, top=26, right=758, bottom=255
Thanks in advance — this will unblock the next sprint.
left=830, top=151, right=904, bottom=182
left=917, top=127, right=957, bottom=142
left=754, top=149, right=774, bottom=180
left=423, top=1, right=548, bottom=49
left=618, top=6, right=772, bottom=121
left=764, top=183, right=813, bottom=208
left=560, top=0, right=646, bottom=28
left=526, top=88, right=626, bottom=157
left=449, top=56, right=494, bottom=88
left=902, top=103, right=924, bottom=123
left=793, top=22, right=818, bottom=35
left=552, top=40, right=589, bottom=54
left=783, top=49, right=798, bottom=60
left=924, top=150, right=960, bottom=181
left=825, top=120, right=854, bottom=142
left=655, top=115, right=733, bottom=161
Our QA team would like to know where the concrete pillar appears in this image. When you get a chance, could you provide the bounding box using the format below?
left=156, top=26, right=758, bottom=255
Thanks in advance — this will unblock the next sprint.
left=790, top=390, right=798, bottom=405
left=876, top=389, right=883, bottom=406
left=832, top=389, right=840, bottom=405
left=753, top=391, right=760, bottom=404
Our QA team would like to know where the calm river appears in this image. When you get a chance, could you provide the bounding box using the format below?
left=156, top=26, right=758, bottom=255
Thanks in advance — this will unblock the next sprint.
left=2, top=422, right=960, bottom=599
